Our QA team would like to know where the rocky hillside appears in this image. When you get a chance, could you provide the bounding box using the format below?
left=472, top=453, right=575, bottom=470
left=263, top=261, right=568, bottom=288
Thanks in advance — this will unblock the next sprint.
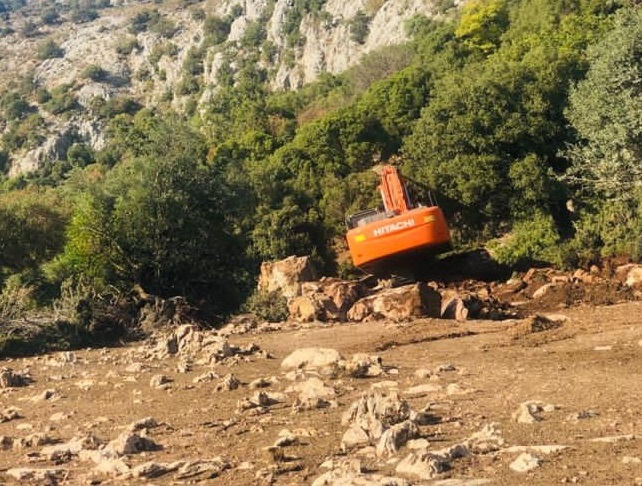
left=0, top=0, right=459, bottom=176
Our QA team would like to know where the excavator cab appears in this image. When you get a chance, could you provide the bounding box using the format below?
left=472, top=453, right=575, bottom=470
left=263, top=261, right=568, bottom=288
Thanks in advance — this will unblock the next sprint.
left=345, top=165, right=451, bottom=276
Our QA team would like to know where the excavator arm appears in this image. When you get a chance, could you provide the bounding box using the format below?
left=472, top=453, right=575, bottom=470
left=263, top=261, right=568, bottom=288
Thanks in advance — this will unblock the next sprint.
left=378, top=165, right=411, bottom=214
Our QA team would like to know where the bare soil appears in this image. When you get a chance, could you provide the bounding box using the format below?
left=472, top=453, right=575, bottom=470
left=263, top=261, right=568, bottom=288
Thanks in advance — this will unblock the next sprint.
left=1, top=283, right=642, bottom=485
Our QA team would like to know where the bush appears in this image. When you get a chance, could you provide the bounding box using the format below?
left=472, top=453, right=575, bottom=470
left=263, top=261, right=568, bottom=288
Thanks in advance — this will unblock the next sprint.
left=129, top=9, right=175, bottom=37
left=37, top=39, right=64, bottom=60
left=0, top=274, right=37, bottom=319
left=1, top=113, right=45, bottom=150
left=1, top=92, right=30, bottom=120
left=71, top=8, right=99, bottom=23
left=130, top=9, right=159, bottom=33
left=242, top=289, right=289, bottom=322
left=488, top=213, right=563, bottom=268
left=349, top=10, right=371, bottom=44
left=82, top=64, right=108, bottom=82
left=150, top=17, right=176, bottom=38
left=569, top=196, right=642, bottom=263
left=203, top=15, right=230, bottom=45
left=44, top=85, right=77, bottom=115
left=115, top=37, right=140, bottom=56
left=41, top=7, right=60, bottom=25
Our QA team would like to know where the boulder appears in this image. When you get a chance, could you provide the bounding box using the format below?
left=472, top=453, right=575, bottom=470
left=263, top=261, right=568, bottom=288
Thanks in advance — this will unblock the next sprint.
left=258, top=255, right=318, bottom=299
left=395, top=451, right=449, bottom=480
left=288, top=278, right=364, bottom=322
left=105, top=432, right=160, bottom=455
left=281, top=348, right=343, bottom=371
left=376, top=420, right=420, bottom=457
left=341, top=391, right=412, bottom=451
left=286, top=377, right=336, bottom=401
left=347, top=283, right=441, bottom=322
left=287, top=294, right=328, bottom=322
left=464, top=423, right=505, bottom=454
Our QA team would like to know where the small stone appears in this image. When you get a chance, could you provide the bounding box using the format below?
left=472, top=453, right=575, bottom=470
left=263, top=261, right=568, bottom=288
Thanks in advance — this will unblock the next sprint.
left=215, top=374, right=241, bottom=392
left=149, top=375, right=172, bottom=389
left=437, top=363, right=456, bottom=372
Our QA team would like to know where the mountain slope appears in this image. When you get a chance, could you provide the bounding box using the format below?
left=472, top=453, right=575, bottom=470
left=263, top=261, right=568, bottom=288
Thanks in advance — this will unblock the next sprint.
left=0, top=0, right=457, bottom=176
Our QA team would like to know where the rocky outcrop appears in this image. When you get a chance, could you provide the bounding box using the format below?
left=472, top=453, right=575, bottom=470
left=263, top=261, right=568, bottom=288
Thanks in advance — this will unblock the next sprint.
left=3, top=0, right=457, bottom=176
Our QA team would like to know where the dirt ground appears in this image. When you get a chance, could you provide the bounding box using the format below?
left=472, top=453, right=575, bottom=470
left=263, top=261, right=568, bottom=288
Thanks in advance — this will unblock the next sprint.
left=1, top=288, right=642, bottom=485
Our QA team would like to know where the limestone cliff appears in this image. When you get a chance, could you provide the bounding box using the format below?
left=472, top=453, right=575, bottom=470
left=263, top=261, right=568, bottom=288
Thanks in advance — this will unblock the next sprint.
left=0, top=0, right=460, bottom=175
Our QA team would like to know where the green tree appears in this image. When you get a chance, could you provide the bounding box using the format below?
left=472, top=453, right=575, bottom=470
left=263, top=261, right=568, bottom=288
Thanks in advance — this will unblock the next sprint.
left=103, top=113, right=248, bottom=309
left=48, top=192, right=115, bottom=288
left=564, top=7, right=642, bottom=260
left=0, top=190, right=68, bottom=276
left=454, top=0, right=509, bottom=55
left=402, top=50, right=576, bottom=238
left=565, top=7, right=642, bottom=198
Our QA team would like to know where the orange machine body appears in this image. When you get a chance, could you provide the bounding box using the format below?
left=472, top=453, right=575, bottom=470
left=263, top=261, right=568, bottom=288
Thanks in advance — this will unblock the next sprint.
left=345, top=165, right=451, bottom=273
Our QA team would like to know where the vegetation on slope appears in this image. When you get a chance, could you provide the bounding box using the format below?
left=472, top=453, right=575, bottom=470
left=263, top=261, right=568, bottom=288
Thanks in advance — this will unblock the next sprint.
left=1, top=0, right=641, bottom=351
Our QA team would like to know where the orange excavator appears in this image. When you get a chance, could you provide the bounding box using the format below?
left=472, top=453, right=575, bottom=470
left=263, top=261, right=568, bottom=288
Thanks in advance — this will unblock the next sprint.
left=345, top=165, right=451, bottom=277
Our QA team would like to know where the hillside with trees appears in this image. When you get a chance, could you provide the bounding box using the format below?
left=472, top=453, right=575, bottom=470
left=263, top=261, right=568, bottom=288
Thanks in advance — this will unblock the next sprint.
left=1, top=0, right=641, bottom=351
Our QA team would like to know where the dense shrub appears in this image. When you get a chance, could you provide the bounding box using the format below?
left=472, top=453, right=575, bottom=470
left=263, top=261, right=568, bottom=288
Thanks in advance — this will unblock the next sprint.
left=37, top=39, right=64, bottom=59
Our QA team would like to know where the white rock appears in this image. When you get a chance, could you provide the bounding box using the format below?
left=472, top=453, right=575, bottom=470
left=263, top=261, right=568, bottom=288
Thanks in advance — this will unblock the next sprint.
left=281, top=348, right=342, bottom=370
left=127, top=417, right=158, bottom=432
left=465, top=423, right=505, bottom=453
left=590, top=435, right=637, bottom=443
left=341, top=425, right=370, bottom=450
left=503, top=445, right=570, bottom=454
left=509, top=452, right=541, bottom=472
left=403, top=383, right=442, bottom=397
left=150, top=374, right=172, bottom=389
left=376, top=420, right=419, bottom=457
left=407, top=438, right=430, bottom=449
left=105, top=432, right=159, bottom=455
left=395, top=451, right=449, bottom=480
left=7, top=468, right=66, bottom=481
left=623, top=456, right=642, bottom=464
left=286, top=377, right=336, bottom=400
left=513, top=401, right=548, bottom=424
left=371, top=380, right=399, bottom=390
left=414, top=368, right=432, bottom=379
